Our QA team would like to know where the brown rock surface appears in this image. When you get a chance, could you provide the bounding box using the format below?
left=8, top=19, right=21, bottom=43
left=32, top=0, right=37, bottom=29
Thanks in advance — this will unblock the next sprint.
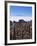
left=10, top=20, right=32, bottom=40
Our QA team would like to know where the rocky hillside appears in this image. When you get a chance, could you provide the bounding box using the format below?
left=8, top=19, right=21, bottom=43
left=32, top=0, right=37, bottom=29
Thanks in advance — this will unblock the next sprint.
left=10, top=19, right=32, bottom=40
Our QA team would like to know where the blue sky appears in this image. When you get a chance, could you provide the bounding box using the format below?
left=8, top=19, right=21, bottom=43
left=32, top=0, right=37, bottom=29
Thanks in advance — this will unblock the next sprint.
left=10, top=6, right=32, bottom=21
left=10, top=6, right=32, bottom=17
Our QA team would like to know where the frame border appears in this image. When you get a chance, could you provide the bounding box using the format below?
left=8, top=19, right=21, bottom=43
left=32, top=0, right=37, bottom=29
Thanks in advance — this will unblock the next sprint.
left=5, top=1, right=36, bottom=45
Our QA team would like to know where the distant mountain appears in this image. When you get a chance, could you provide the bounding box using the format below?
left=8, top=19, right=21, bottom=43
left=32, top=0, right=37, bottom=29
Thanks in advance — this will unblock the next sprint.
left=10, top=21, right=13, bottom=25
left=13, top=21, right=16, bottom=23
left=28, top=20, right=32, bottom=24
left=19, top=19, right=27, bottom=23
left=10, top=19, right=32, bottom=24
left=10, top=19, right=32, bottom=27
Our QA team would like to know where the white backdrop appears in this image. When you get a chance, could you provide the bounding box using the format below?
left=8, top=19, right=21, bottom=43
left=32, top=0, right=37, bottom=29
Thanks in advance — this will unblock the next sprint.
left=0, top=0, right=37, bottom=46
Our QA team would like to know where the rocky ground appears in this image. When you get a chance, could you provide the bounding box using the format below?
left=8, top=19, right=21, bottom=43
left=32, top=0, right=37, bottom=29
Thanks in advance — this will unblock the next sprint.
left=10, top=20, right=32, bottom=40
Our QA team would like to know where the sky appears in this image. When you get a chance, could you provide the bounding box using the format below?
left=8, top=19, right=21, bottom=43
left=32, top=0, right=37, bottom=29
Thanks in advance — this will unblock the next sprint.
left=10, top=6, right=32, bottom=22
